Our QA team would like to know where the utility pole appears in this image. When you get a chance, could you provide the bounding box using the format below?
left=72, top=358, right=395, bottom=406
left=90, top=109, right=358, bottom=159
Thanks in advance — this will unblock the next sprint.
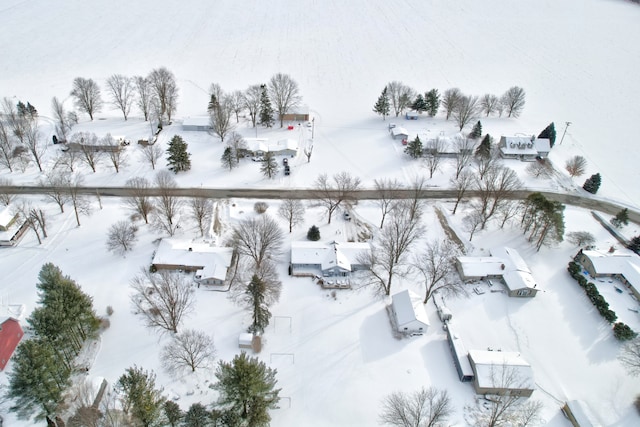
left=560, top=121, right=572, bottom=145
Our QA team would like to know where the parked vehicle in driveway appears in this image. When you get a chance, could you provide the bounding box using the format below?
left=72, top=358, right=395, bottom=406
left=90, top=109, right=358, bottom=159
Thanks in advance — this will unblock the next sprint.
left=252, top=156, right=264, bottom=162
left=283, top=158, right=288, bottom=166
left=284, top=165, right=290, bottom=176
left=343, top=211, right=351, bottom=221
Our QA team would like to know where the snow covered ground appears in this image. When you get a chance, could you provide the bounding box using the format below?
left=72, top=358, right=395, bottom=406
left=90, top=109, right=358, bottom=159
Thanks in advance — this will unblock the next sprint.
left=1, top=0, right=640, bottom=425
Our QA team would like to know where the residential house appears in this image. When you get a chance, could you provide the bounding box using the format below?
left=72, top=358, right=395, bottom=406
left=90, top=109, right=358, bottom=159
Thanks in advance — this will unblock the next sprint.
left=290, top=241, right=371, bottom=277
left=244, top=138, right=298, bottom=157
left=391, top=290, right=430, bottom=336
left=576, top=249, right=640, bottom=300
left=0, top=317, right=24, bottom=371
left=455, top=247, right=539, bottom=297
left=0, top=205, right=28, bottom=247
left=498, top=136, right=538, bottom=161
left=182, top=116, right=213, bottom=132
left=279, top=106, right=310, bottom=122
left=152, top=239, right=233, bottom=286
left=468, top=349, right=535, bottom=397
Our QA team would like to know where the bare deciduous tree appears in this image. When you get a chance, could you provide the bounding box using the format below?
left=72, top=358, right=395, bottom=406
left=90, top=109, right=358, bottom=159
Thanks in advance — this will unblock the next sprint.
left=228, top=132, right=248, bottom=163
left=131, top=269, right=195, bottom=334
left=480, top=93, right=500, bottom=117
left=0, top=177, right=16, bottom=206
left=228, top=90, right=245, bottom=123
left=454, top=136, right=476, bottom=180
left=565, top=155, right=587, bottom=177
left=0, top=119, right=17, bottom=172
left=453, top=95, right=480, bottom=131
left=72, top=131, right=103, bottom=172
left=23, top=119, right=46, bottom=172
left=450, top=170, right=474, bottom=215
left=188, top=197, right=212, bottom=237
left=374, top=178, right=402, bottom=228
left=106, top=220, right=138, bottom=254
left=56, top=144, right=81, bottom=172
left=124, top=177, right=154, bottom=224
left=501, top=86, right=526, bottom=118
left=70, top=77, right=103, bottom=120
left=423, top=137, right=446, bottom=179
left=39, top=170, right=71, bottom=212
left=361, top=200, right=424, bottom=296
left=268, top=73, right=301, bottom=128
left=152, top=170, right=183, bottom=236
left=475, top=165, right=522, bottom=229
left=51, top=96, right=72, bottom=142
left=68, top=173, right=92, bottom=226
left=13, top=201, right=47, bottom=244
left=134, top=76, right=153, bottom=121
left=66, top=379, right=102, bottom=427
left=141, top=143, right=163, bottom=170
left=243, top=84, right=263, bottom=127
left=230, top=215, right=284, bottom=270
left=379, top=387, right=453, bottom=427
left=148, top=67, right=178, bottom=122
left=475, top=146, right=501, bottom=181
left=278, top=199, right=305, bottom=233
left=441, top=88, right=462, bottom=120
left=312, top=171, right=361, bottom=224
left=387, top=81, right=416, bottom=117
left=161, top=329, right=216, bottom=375
left=413, top=240, right=461, bottom=304
left=496, top=200, right=520, bottom=229
left=103, top=134, right=128, bottom=173
left=526, top=161, right=553, bottom=179
left=619, top=338, right=640, bottom=376
left=106, top=74, right=134, bottom=120
left=303, top=143, right=313, bottom=163
left=566, top=231, right=595, bottom=247
left=210, top=94, right=235, bottom=142
left=463, top=207, right=484, bottom=241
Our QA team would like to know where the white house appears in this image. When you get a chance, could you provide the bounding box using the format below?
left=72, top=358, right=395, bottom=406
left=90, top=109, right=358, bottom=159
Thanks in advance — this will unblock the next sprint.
left=499, top=136, right=552, bottom=161
left=468, top=349, right=535, bottom=397
left=391, top=290, right=430, bottom=336
left=290, top=241, right=371, bottom=277
left=0, top=205, right=28, bottom=247
left=182, top=116, right=212, bottom=131
left=245, top=138, right=298, bottom=157
left=455, top=247, right=538, bottom=297
left=151, top=239, right=233, bottom=285
left=576, top=249, right=640, bottom=300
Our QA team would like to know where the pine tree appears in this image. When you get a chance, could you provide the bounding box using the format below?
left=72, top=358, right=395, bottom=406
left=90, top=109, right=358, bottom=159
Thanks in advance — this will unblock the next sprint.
left=246, top=275, right=272, bottom=335
left=307, top=225, right=321, bottom=241
left=183, top=403, right=211, bottom=427
left=582, top=173, right=601, bottom=194
left=539, top=122, right=557, bottom=147
left=221, top=146, right=237, bottom=170
left=373, top=86, right=390, bottom=120
left=117, top=366, right=165, bottom=427
left=260, top=152, right=278, bottom=179
left=16, top=100, right=28, bottom=117
left=163, top=401, right=183, bottom=427
left=166, top=135, right=191, bottom=173
left=614, top=322, right=638, bottom=341
left=411, top=94, right=427, bottom=114
left=425, top=89, right=440, bottom=117
left=611, top=208, right=629, bottom=228
left=26, top=102, right=38, bottom=118
left=213, top=352, right=281, bottom=426
left=404, top=135, right=423, bottom=159
left=475, top=134, right=492, bottom=158
left=469, top=120, right=482, bottom=139
left=259, top=84, right=274, bottom=128
left=628, top=236, right=640, bottom=255
left=207, top=94, right=219, bottom=114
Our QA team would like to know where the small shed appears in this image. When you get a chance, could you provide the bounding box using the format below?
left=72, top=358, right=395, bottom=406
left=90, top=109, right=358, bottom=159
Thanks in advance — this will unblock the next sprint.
left=182, top=116, right=212, bottom=131
left=405, top=111, right=419, bottom=120
left=391, top=290, right=429, bottom=335
left=0, top=317, right=24, bottom=371
left=391, top=127, right=409, bottom=140
left=238, top=334, right=262, bottom=353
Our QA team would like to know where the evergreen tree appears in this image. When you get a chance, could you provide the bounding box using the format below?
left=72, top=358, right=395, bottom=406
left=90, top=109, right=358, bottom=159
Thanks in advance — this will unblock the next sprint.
left=117, top=366, right=165, bottom=427
left=538, top=122, right=557, bottom=147
left=520, top=192, right=565, bottom=251
left=221, top=146, right=237, bottom=170
left=475, top=134, right=492, bottom=158
left=373, top=86, right=390, bottom=120
left=425, top=89, right=440, bottom=117
left=260, top=152, right=278, bottom=179
left=207, top=94, right=219, bottom=114
left=183, top=403, right=212, bottom=427
left=404, top=135, right=423, bottom=159
left=7, top=338, right=72, bottom=421
left=245, top=275, right=272, bottom=335
left=166, top=135, right=191, bottom=173
left=213, top=352, right=281, bottom=426
left=469, top=120, right=482, bottom=139
left=16, top=101, right=28, bottom=117
left=411, top=94, right=427, bottom=114
left=307, top=225, right=321, bottom=241
left=26, top=102, right=38, bottom=118
left=611, top=208, right=630, bottom=228
left=258, top=84, right=274, bottom=128
left=163, top=400, right=183, bottom=427
left=614, top=322, right=638, bottom=341
left=582, top=173, right=601, bottom=194
left=628, top=236, right=640, bottom=255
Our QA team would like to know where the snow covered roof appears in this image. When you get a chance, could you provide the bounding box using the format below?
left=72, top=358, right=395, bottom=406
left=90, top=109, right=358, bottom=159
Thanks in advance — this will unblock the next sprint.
left=456, top=257, right=505, bottom=278
left=535, top=138, right=551, bottom=153
left=291, top=241, right=370, bottom=272
left=500, top=137, right=538, bottom=155
left=490, top=247, right=537, bottom=291
left=446, top=324, right=474, bottom=378
left=468, top=349, right=534, bottom=390
left=391, top=290, right=430, bottom=328
left=391, top=127, right=409, bottom=137
left=581, top=250, right=640, bottom=289
left=182, top=116, right=211, bottom=127
left=152, top=239, right=233, bottom=282
left=245, top=138, right=298, bottom=153
left=275, top=138, right=298, bottom=151
left=0, top=205, right=17, bottom=229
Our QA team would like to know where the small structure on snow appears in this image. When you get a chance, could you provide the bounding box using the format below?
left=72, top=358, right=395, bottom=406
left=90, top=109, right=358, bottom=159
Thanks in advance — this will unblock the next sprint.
left=445, top=324, right=474, bottom=382
left=0, top=317, right=24, bottom=371
left=390, top=290, right=429, bottom=336
left=498, top=136, right=550, bottom=161
left=468, top=349, right=534, bottom=397
left=390, top=126, right=409, bottom=140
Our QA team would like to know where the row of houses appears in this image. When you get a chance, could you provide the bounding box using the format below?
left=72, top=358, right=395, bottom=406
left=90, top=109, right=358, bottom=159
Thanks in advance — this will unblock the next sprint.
left=182, top=108, right=311, bottom=132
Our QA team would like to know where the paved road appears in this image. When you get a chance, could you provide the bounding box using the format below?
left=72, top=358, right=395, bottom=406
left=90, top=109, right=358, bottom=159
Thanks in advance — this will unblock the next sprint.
left=2, top=185, right=639, bottom=223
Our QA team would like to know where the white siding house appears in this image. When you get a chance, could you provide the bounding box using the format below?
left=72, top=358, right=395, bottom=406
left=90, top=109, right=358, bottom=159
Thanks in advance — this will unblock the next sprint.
left=391, top=290, right=429, bottom=336
left=290, top=241, right=370, bottom=277
left=151, top=239, right=233, bottom=285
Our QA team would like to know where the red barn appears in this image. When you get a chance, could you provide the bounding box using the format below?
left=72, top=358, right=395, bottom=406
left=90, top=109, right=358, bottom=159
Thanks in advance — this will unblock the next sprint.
left=0, top=317, right=24, bottom=370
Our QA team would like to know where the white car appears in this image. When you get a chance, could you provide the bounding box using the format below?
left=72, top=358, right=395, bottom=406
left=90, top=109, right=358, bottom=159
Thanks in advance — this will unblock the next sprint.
left=252, top=156, right=264, bottom=162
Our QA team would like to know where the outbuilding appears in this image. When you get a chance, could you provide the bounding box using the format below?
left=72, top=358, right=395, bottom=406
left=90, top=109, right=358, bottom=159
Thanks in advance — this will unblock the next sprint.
left=182, top=116, right=212, bottom=131
left=0, top=317, right=24, bottom=371
left=390, top=127, right=409, bottom=140
left=391, top=290, right=430, bottom=336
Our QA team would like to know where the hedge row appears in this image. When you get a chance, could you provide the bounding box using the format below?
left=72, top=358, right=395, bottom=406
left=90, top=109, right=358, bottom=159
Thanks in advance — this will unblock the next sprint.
left=567, top=262, right=637, bottom=341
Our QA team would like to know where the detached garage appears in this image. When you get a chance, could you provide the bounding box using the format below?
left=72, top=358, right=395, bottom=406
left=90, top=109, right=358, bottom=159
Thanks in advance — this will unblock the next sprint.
left=391, top=290, right=429, bottom=336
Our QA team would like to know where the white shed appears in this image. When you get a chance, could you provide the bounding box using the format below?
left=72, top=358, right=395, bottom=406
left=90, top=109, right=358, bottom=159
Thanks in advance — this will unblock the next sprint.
left=391, top=290, right=429, bottom=335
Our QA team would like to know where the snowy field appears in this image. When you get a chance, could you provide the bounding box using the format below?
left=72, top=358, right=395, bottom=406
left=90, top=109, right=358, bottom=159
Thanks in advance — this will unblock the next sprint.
left=1, top=0, right=640, bottom=425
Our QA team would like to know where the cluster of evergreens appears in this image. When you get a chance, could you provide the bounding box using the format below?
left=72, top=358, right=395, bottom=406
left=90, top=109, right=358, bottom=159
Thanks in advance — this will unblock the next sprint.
left=7, top=263, right=100, bottom=422
left=520, top=193, right=565, bottom=251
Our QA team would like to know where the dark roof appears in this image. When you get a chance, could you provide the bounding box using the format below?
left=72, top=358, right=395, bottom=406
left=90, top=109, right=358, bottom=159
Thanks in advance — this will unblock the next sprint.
left=0, top=318, right=24, bottom=371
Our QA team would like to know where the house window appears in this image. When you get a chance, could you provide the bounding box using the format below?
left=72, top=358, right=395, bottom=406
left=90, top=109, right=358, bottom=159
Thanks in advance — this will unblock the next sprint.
left=403, top=327, right=408, bottom=331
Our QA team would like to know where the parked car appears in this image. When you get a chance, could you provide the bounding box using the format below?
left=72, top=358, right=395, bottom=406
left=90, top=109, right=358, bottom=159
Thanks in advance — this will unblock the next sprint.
left=252, top=156, right=264, bottom=162
left=283, top=158, right=288, bottom=166
left=284, top=165, right=290, bottom=176
left=343, top=211, right=351, bottom=221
